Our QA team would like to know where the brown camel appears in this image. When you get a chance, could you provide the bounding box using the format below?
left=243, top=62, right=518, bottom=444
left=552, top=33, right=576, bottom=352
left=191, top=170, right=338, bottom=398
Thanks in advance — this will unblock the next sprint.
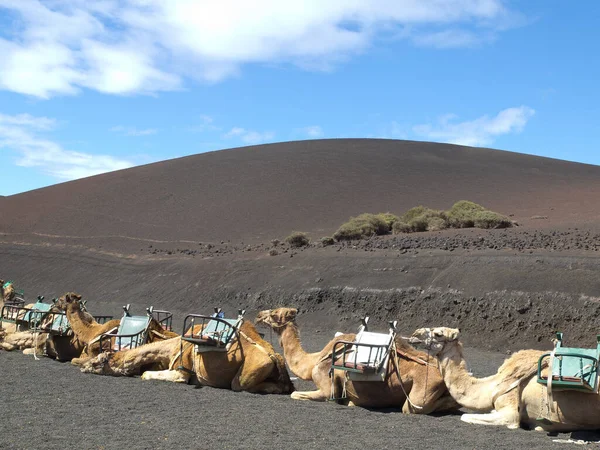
left=255, top=307, right=458, bottom=412
left=54, top=292, right=178, bottom=366
left=410, top=327, right=600, bottom=432
left=1, top=302, right=94, bottom=361
left=80, top=319, right=295, bottom=395
left=0, top=279, right=16, bottom=306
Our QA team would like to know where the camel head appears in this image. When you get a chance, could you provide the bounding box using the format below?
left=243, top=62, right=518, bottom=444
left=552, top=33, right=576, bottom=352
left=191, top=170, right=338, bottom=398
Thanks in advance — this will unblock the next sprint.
left=79, top=352, right=114, bottom=375
left=410, top=327, right=460, bottom=356
left=55, top=292, right=83, bottom=311
left=255, top=307, right=298, bottom=333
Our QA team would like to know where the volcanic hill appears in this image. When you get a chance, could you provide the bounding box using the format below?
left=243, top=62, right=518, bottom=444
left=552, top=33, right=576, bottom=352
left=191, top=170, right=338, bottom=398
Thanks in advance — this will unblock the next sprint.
left=1, top=139, right=600, bottom=350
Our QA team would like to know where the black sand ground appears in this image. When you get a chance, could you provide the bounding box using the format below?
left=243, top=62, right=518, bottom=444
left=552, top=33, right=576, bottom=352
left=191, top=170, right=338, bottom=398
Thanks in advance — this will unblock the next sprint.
left=2, top=335, right=598, bottom=450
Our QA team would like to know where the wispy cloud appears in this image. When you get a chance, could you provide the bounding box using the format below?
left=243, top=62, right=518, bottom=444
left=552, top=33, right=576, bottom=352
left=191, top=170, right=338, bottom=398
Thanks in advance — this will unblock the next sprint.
left=303, top=126, right=324, bottom=138
left=0, top=1, right=521, bottom=98
left=110, top=125, right=158, bottom=136
left=413, top=106, right=535, bottom=147
left=224, top=127, right=275, bottom=145
left=0, top=113, right=134, bottom=180
left=187, top=115, right=221, bottom=133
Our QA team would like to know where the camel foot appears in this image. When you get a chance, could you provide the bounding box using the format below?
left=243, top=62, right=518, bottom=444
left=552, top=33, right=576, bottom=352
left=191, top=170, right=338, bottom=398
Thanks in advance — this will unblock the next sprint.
left=290, top=390, right=327, bottom=402
left=141, top=369, right=189, bottom=384
left=461, top=411, right=519, bottom=429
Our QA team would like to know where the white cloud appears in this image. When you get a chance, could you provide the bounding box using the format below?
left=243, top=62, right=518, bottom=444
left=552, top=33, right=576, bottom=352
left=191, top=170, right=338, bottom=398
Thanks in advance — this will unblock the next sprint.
left=224, top=127, right=275, bottom=145
left=0, top=112, right=134, bottom=179
left=303, top=126, right=324, bottom=138
left=413, top=106, right=535, bottom=147
left=110, top=125, right=158, bottom=136
left=0, top=0, right=519, bottom=98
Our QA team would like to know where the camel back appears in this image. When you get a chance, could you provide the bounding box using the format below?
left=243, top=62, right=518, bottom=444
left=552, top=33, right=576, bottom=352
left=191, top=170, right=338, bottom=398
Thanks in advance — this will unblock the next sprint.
left=181, top=310, right=245, bottom=352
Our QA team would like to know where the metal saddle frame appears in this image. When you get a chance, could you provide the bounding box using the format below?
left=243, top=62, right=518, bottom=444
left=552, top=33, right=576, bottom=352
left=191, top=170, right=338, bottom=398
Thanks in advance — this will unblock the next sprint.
left=151, top=309, right=173, bottom=331
left=329, top=317, right=398, bottom=400
left=537, top=332, right=600, bottom=393
left=180, top=307, right=245, bottom=354
left=1, top=296, right=51, bottom=331
left=99, top=304, right=154, bottom=352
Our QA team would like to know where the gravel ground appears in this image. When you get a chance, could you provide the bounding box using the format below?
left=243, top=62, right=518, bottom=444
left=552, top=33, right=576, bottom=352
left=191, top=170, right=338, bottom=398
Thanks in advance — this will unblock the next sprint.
left=2, top=336, right=598, bottom=450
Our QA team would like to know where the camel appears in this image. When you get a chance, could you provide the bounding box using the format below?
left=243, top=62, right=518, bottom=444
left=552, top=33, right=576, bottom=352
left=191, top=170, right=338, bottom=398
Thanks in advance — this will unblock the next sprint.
left=80, top=319, right=295, bottom=395
left=410, top=327, right=600, bottom=432
left=255, top=307, right=458, bottom=412
left=54, top=292, right=178, bottom=366
left=0, top=301, right=93, bottom=362
left=1, top=279, right=16, bottom=305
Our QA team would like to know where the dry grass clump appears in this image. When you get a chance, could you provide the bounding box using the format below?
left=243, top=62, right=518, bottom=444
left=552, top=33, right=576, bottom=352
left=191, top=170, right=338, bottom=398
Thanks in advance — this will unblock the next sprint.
left=393, top=207, right=448, bottom=233
left=331, top=201, right=511, bottom=240
left=446, top=200, right=487, bottom=228
left=333, top=213, right=392, bottom=241
left=285, top=231, right=310, bottom=248
left=321, top=236, right=335, bottom=247
left=472, top=210, right=512, bottom=229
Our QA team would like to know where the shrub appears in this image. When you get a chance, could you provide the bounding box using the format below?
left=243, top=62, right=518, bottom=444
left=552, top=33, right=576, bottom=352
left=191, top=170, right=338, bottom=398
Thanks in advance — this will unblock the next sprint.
left=333, top=213, right=389, bottom=241
left=285, top=232, right=310, bottom=248
left=271, top=239, right=280, bottom=246
left=392, top=221, right=411, bottom=233
left=446, top=201, right=487, bottom=228
left=394, top=208, right=447, bottom=233
left=473, top=210, right=512, bottom=229
left=321, top=236, right=335, bottom=247
left=376, top=213, right=400, bottom=231
left=268, top=248, right=279, bottom=256
left=400, top=206, right=429, bottom=224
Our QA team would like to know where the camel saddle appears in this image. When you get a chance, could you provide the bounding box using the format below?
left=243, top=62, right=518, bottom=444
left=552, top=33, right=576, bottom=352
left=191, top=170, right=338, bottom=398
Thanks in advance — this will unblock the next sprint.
left=537, top=332, right=600, bottom=393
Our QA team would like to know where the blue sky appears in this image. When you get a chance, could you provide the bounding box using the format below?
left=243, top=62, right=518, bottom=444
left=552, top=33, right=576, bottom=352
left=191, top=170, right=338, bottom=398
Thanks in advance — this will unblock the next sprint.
left=0, top=1, right=599, bottom=195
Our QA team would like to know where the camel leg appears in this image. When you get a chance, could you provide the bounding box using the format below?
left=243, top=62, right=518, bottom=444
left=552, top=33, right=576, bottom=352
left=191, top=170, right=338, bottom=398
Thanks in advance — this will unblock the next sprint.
left=231, top=356, right=275, bottom=393
left=291, top=361, right=332, bottom=402
left=461, top=408, right=520, bottom=429
left=1, top=331, right=35, bottom=351
left=141, top=369, right=190, bottom=383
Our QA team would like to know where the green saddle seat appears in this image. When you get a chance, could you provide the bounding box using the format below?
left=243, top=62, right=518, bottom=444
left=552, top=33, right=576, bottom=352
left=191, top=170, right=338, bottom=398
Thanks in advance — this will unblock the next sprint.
left=183, top=318, right=239, bottom=347
left=22, top=300, right=52, bottom=326
left=537, top=332, right=600, bottom=393
left=112, top=315, right=152, bottom=350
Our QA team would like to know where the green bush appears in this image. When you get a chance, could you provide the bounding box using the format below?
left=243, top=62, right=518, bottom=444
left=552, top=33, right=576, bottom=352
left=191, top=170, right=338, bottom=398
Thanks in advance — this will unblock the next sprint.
left=285, top=231, right=310, bottom=248
left=446, top=200, right=487, bottom=228
left=392, top=221, right=411, bottom=233
left=400, top=206, right=429, bottom=224
left=333, top=213, right=389, bottom=241
left=473, top=210, right=512, bottom=229
left=321, top=236, right=335, bottom=246
left=394, top=208, right=447, bottom=233
left=376, top=213, right=400, bottom=231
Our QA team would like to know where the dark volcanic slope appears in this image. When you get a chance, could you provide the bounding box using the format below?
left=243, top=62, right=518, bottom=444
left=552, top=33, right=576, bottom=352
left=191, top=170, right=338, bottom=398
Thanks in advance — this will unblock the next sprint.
left=2, top=139, right=600, bottom=243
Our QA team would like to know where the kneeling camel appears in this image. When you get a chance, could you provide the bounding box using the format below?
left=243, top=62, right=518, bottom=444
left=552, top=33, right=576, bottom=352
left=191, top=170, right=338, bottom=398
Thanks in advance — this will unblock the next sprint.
left=410, top=327, right=600, bottom=432
left=80, top=320, right=295, bottom=395
left=255, top=307, right=457, bottom=412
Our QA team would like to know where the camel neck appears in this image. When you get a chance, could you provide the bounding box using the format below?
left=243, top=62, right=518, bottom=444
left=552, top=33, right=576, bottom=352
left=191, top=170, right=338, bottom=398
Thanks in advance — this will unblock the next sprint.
left=279, top=322, right=319, bottom=380
left=438, top=341, right=496, bottom=412
left=66, top=304, right=95, bottom=339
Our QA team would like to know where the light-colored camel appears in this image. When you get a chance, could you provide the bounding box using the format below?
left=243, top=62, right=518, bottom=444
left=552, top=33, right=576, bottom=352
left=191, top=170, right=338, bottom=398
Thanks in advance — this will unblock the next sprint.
left=0, top=279, right=16, bottom=305
left=255, top=307, right=458, bottom=412
left=80, top=320, right=295, bottom=395
left=54, top=292, right=178, bottom=366
left=410, top=327, right=600, bottom=432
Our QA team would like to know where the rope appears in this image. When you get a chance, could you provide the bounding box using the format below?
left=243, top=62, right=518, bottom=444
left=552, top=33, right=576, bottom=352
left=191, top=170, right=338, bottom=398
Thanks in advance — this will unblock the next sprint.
left=547, top=345, right=557, bottom=415
left=391, top=341, right=423, bottom=411
left=32, top=330, right=40, bottom=361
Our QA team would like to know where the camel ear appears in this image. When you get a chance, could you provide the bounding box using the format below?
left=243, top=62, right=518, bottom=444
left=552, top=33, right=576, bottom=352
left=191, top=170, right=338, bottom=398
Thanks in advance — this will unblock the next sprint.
left=74, top=293, right=82, bottom=301
left=289, top=308, right=298, bottom=319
